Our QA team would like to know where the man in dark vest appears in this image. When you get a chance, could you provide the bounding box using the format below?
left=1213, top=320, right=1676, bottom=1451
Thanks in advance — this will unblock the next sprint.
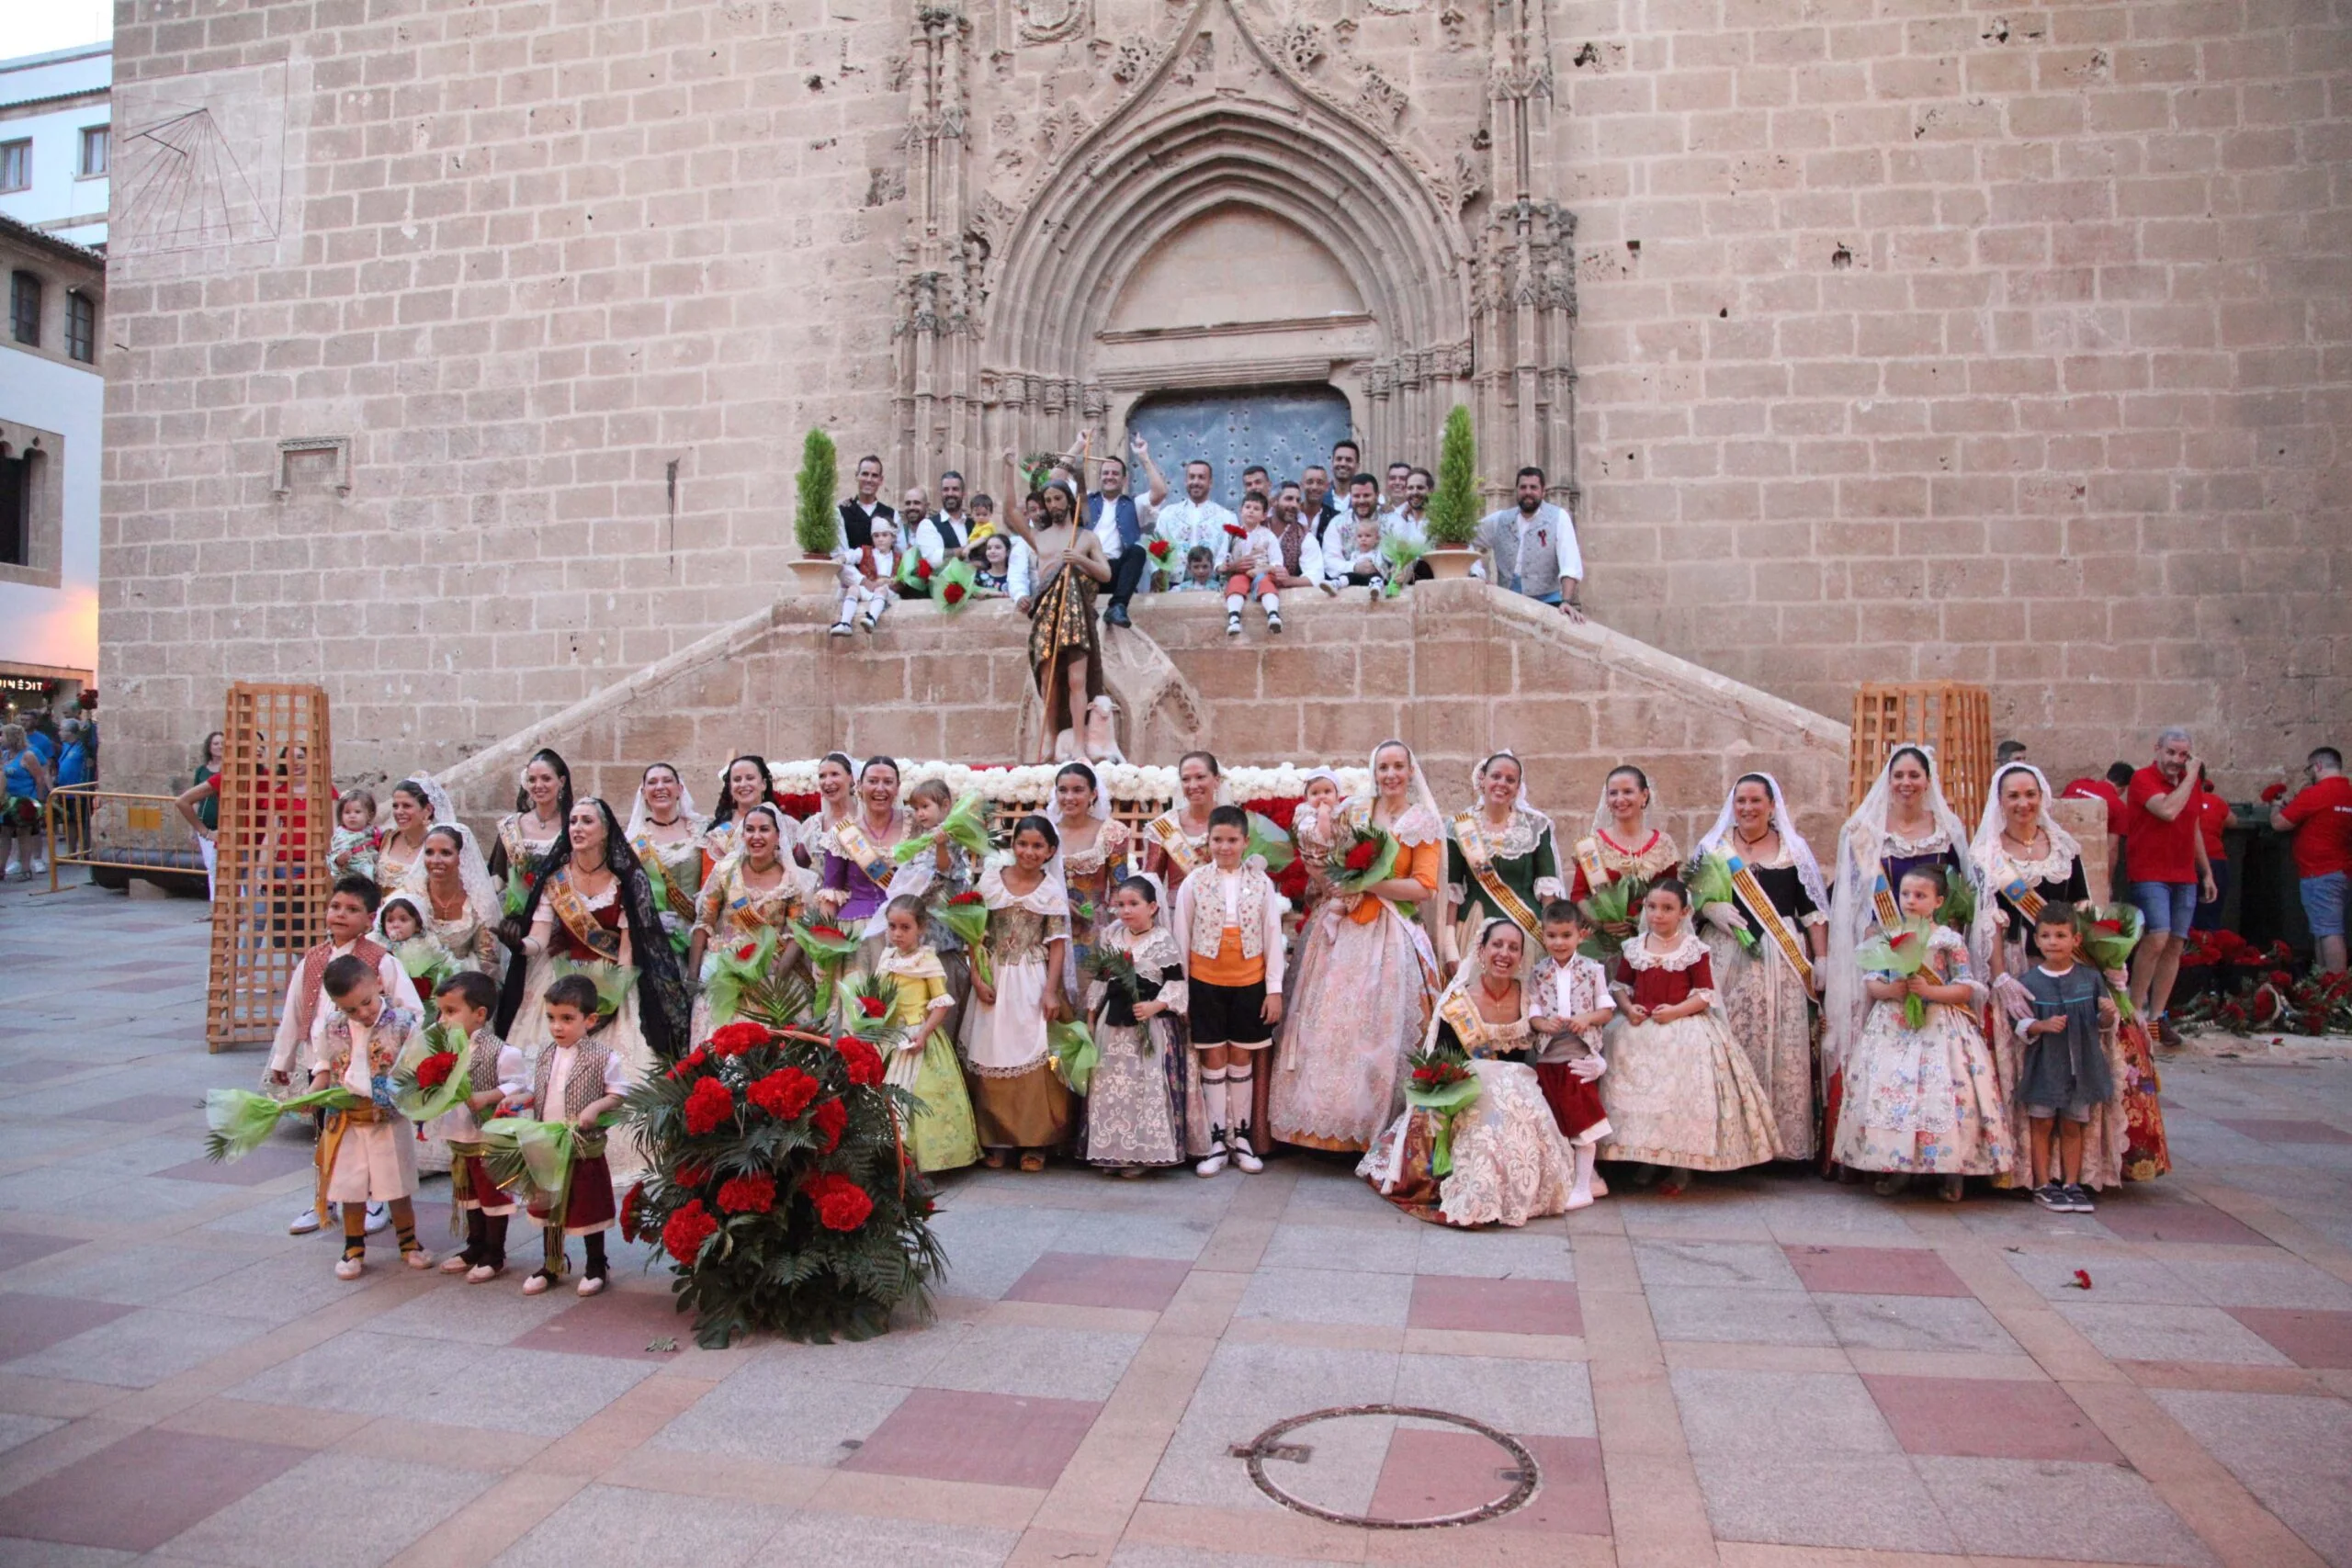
left=1086, top=434, right=1168, bottom=628
left=838, top=453, right=893, bottom=552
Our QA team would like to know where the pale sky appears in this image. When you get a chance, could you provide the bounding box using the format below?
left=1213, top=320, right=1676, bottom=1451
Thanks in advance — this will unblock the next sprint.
left=7, top=0, right=112, bottom=62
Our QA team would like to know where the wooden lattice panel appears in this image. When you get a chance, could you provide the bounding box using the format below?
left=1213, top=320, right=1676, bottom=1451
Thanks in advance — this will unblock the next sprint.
left=1849, top=682, right=1994, bottom=816
left=204, top=684, right=335, bottom=1053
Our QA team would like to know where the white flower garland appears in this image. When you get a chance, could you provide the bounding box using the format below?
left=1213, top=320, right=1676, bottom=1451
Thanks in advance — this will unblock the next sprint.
left=767, top=759, right=1371, bottom=808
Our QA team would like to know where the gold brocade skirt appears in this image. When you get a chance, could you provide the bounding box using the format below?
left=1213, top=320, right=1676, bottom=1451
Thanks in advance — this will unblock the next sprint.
left=1026, top=565, right=1103, bottom=740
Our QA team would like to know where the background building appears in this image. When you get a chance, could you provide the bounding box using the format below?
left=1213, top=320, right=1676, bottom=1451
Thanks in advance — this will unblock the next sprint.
left=0, top=45, right=110, bottom=250
left=89, top=0, right=2350, bottom=803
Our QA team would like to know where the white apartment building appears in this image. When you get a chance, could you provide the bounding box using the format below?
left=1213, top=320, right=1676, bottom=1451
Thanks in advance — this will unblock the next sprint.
left=0, top=44, right=109, bottom=249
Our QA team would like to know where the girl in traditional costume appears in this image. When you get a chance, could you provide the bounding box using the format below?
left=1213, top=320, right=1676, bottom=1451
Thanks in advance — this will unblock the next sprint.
left=1363, top=918, right=1579, bottom=1227
left=1083, top=874, right=1189, bottom=1175
left=1570, top=766, right=1681, bottom=939
left=1824, top=746, right=1978, bottom=1174
left=400, top=822, right=504, bottom=976
left=1271, top=739, right=1445, bottom=1154
left=1444, top=750, right=1566, bottom=969
left=1291, top=767, right=1347, bottom=919
left=628, top=762, right=709, bottom=963
left=874, top=894, right=980, bottom=1173
left=373, top=778, right=445, bottom=898
left=495, top=797, right=691, bottom=1091
left=794, top=751, right=857, bottom=869
left=864, top=778, right=977, bottom=1046
left=1600, top=880, right=1782, bottom=1192
left=331, top=790, right=381, bottom=885
left=1832, top=865, right=2012, bottom=1196
left=1691, top=773, right=1829, bottom=1161
left=686, top=803, right=813, bottom=1044
left=704, top=755, right=777, bottom=872
left=1002, top=476, right=1113, bottom=765
left=1969, top=762, right=2167, bottom=1188
left=961, top=816, right=1076, bottom=1169
left=490, top=750, right=573, bottom=941
left=1052, top=761, right=1131, bottom=1010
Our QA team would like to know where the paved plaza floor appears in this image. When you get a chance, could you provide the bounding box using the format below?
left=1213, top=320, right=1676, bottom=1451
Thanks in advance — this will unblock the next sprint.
left=0, top=872, right=2348, bottom=1568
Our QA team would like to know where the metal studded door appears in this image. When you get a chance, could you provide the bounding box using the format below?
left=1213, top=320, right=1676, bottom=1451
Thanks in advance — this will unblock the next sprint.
left=1125, top=387, right=1354, bottom=515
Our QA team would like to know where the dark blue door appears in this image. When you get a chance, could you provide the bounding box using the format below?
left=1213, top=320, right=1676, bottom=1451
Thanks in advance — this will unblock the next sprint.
left=1126, top=386, right=1353, bottom=516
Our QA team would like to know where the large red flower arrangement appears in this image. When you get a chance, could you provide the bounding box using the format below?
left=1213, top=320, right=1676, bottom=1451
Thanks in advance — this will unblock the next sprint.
left=619, top=969, right=944, bottom=1348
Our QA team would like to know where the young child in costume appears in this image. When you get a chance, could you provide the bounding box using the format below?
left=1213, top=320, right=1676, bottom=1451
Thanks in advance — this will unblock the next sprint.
left=1600, top=879, right=1782, bottom=1194
left=312, top=955, right=433, bottom=1279
left=1337, top=515, right=1387, bottom=599
left=2015, top=903, right=2117, bottom=1213
left=875, top=894, right=979, bottom=1172
left=517, top=973, right=629, bottom=1297
left=377, top=891, right=460, bottom=1006
left=431, top=969, right=526, bottom=1280
left=1172, top=806, right=1284, bottom=1176
left=1527, top=900, right=1614, bottom=1210
left=1833, top=866, right=2013, bottom=1200
left=330, top=789, right=381, bottom=884
left=834, top=515, right=903, bottom=636
left=1084, top=875, right=1189, bottom=1175
left=1291, top=769, right=1344, bottom=916
left=1221, top=492, right=1285, bottom=637
left=1170, top=545, right=1220, bottom=592
left=269, top=875, right=423, bottom=1236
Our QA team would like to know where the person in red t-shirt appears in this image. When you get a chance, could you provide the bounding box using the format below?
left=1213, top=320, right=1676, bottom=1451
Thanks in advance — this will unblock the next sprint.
left=2189, top=778, right=2233, bottom=932
left=2271, top=746, right=2352, bottom=975
left=2123, top=728, right=2217, bottom=1043
left=2060, top=761, right=2135, bottom=902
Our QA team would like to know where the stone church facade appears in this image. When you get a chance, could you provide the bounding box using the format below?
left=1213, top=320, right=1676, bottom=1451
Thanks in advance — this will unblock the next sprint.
left=96, top=0, right=2347, bottom=792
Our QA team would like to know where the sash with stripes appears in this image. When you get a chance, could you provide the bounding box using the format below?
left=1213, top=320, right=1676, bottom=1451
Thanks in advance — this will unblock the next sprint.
left=1573, top=836, right=1610, bottom=896
left=1989, top=852, right=2046, bottom=924
left=831, top=818, right=897, bottom=886
left=1453, top=812, right=1542, bottom=935
left=548, top=871, right=624, bottom=962
left=1146, top=812, right=1201, bottom=876
left=1724, top=854, right=1815, bottom=988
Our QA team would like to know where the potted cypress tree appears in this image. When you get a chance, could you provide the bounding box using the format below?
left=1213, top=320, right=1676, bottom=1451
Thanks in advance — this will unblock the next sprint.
left=1422, top=404, right=1484, bottom=580
left=788, top=428, right=848, bottom=595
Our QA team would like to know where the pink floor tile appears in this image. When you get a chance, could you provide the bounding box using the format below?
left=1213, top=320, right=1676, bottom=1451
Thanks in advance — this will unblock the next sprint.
left=1367, top=1427, right=1610, bottom=1534
left=1783, top=1245, right=1972, bottom=1298
left=2093, top=1201, right=2271, bottom=1247
left=1003, top=1251, right=1193, bottom=1312
left=1407, top=1275, right=1583, bottom=1336
left=0, top=1231, right=84, bottom=1273
left=2226, top=1307, right=2352, bottom=1369
left=1, top=1427, right=309, bottom=1551
left=509, top=1286, right=696, bottom=1358
left=842, top=1387, right=1101, bottom=1489
left=65, top=1093, right=203, bottom=1123
left=0, top=1292, right=135, bottom=1360
left=2216, top=1117, right=2352, bottom=1145
left=1863, top=1374, right=2122, bottom=1463
left=154, top=1142, right=319, bottom=1187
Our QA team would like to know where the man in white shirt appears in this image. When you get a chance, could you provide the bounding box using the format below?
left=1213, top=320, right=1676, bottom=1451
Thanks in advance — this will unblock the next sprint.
left=1088, top=435, right=1168, bottom=628
left=1267, top=482, right=1329, bottom=601
left=1324, top=473, right=1389, bottom=590
left=1475, top=465, right=1586, bottom=622
left=1153, top=458, right=1240, bottom=576
left=1301, top=464, right=1340, bottom=539
left=1329, top=438, right=1366, bottom=513
left=837, top=454, right=894, bottom=551
left=912, top=469, right=975, bottom=574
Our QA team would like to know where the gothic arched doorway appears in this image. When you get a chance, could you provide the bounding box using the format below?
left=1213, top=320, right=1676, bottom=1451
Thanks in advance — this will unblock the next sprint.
left=1125, top=386, right=1353, bottom=516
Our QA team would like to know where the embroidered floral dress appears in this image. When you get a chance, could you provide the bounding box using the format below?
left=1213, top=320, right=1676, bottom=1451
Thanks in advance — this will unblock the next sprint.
left=1083, top=922, right=1189, bottom=1169
left=872, top=944, right=979, bottom=1173
left=1361, top=985, right=1578, bottom=1228
left=632, top=817, right=710, bottom=960
left=1702, top=841, right=1825, bottom=1160
left=1446, top=807, right=1565, bottom=947
left=416, top=886, right=502, bottom=976
left=687, top=857, right=810, bottom=1045
left=1568, top=827, right=1680, bottom=905
left=1057, top=816, right=1133, bottom=1010
left=960, top=862, right=1075, bottom=1152
left=1831, top=925, right=2013, bottom=1177
left=372, top=829, right=429, bottom=902
left=491, top=814, right=562, bottom=894
left=1600, top=931, right=1781, bottom=1171
left=1272, top=798, right=1445, bottom=1153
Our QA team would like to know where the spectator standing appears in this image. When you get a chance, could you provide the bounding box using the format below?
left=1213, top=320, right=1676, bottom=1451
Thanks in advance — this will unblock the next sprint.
left=1301, top=465, right=1339, bottom=536
left=1383, top=468, right=1432, bottom=547
left=1152, top=458, right=1238, bottom=577
left=1383, top=461, right=1412, bottom=510
left=1996, top=739, right=2029, bottom=767
left=1240, top=466, right=1272, bottom=511
left=1, top=723, right=50, bottom=881
left=1329, top=439, right=1363, bottom=508
left=2122, top=728, right=2219, bottom=1044
left=55, top=717, right=93, bottom=856
left=911, top=470, right=974, bottom=575
left=2060, top=761, right=2135, bottom=900
left=1476, top=466, right=1586, bottom=622
left=193, top=729, right=225, bottom=898
left=838, top=454, right=894, bottom=552
left=2190, top=776, right=2232, bottom=931
left=2271, top=747, right=2351, bottom=975
left=1087, top=437, right=1168, bottom=629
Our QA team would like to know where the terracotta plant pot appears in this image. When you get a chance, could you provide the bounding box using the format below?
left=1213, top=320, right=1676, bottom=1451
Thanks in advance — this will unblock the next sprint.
left=1423, top=547, right=1482, bottom=581
left=787, top=556, right=842, bottom=596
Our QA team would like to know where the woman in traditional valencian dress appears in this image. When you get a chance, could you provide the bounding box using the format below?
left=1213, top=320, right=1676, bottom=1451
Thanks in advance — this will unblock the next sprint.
left=401, top=822, right=504, bottom=976
left=1969, top=762, right=2169, bottom=1187
left=686, top=803, right=812, bottom=1044
left=1443, top=750, right=1566, bottom=969
left=373, top=778, right=442, bottom=900
left=795, top=751, right=857, bottom=869
left=1142, top=751, right=1223, bottom=897
left=1002, top=476, right=1112, bottom=766
left=627, top=763, right=709, bottom=964
left=1824, top=746, right=1978, bottom=1173
left=962, top=816, right=1076, bottom=1170
left=1271, top=739, right=1445, bottom=1153
left=1052, top=761, right=1131, bottom=1009
left=1600, top=880, right=1783, bottom=1192
left=1569, top=765, right=1681, bottom=936
left=1690, top=773, right=1828, bottom=1161
left=490, top=749, right=573, bottom=947
left=814, top=758, right=914, bottom=963
left=496, top=797, right=690, bottom=1081
left=703, top=755, right=776, bottom=874
left=1363, top=919, right=1578, bottom=1227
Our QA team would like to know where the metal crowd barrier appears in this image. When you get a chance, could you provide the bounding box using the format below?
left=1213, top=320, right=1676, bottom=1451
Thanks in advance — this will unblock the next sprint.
left=41, top=784, right=209, bottom=895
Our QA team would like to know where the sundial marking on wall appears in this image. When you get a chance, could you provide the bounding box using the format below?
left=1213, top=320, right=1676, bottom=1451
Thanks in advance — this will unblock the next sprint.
left=112, top=77, right=288, bottom=256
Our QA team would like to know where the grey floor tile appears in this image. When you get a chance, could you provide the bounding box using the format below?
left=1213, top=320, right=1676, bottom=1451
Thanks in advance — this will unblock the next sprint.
left=6, top=1305, right=268, bottom=1389
left=492, top=1483, right=789, bottom=1567
left=0, top=1412, right=63, bottom=1456
left=361, top=1281, right=574, bottom=1346
left=1692, top=1450, right=1958, bottom=1551
left=748, top=1511, right=1016, bottom=1568
left=1633, top=1238, right=1806, bottom=1291
left=1236, top=1266, right=1413, bottom=1326
left=12, top=1243, right=258, bottom=1306
left=1414, top=1224, right=1575, bottom=1280
left=1913, top=1455, right=2215, bottom=1565
left=0, top=1541, right=141, bottom=1567
left=2165, top=1258, right=2352, bottom=1311
left=1816, top=1292, right=2021, bottom=1354
left=916, top=1322, right=1143, bottom=1401
left=1392, top=1352, right=1593, bottom=1438
left=1110, top=1549, right=1351, bottom=1568
left=160, top=1451, right=497, bottom=1568
left=157, top=1251, right=367, bottom=1326
left=2055, top=1303, right=2294, bottom=1366
left=1145, top=1342, right=1396, bottom=1511
left=1645, top=1285, right=1837, bottom=1347
left=651, top=1357, right=910, bottom=1465
left=1259, top=1222, right=1421, bottom=1275
left=2006, top=1254, right=2208, bottom=1305
left=1672, top=1367, right=1899, bottom=1456
left=758, top=1318, right=971, bottom=1387
left=2151, top=1389, right=2352, bottom=1568
left=1049, top=1210, right=1216, bottom=1261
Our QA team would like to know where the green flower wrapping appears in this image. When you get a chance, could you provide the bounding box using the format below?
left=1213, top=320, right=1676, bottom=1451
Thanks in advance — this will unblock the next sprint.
left=2077, top=904, right=2145, bottom=1019
left=892, top=792, right=994, bottom=865
left=1856, top=916, right=1940, bottom=1030
left=552, top=957, right=636, bottom=1018
left=790, top=916, right=862, bottom=1021
left=203, top=1086, right=365, bottom=1163
left=1577, top=875, right=1649, bottom=964
left=702, top=927, right=780, bottom=1028
left=390, top=1021, right=474, bottom=1124
left=1050, top=1020, right=1099, bottom=1095
left=1378, top=535, right=1426, bottom=597
left=1680, top=853, right=1755, bottom=951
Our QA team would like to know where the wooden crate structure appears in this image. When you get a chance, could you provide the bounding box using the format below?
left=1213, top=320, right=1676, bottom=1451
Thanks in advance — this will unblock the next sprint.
left=1849, top=682, right=1994, bottom=815
left=205, top=685, right=335, bottom=1053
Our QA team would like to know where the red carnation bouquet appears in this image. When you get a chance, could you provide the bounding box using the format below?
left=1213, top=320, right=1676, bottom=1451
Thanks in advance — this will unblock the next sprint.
left=790, top=915, right=862, bottom=1021
left=1857, top=917, right=1940, bottom=1029
left=2075, top=903, right=2144, bottom=1019
left=841, top=972, right=903, bottom=1043
left=1223, top=522, right=1248, bottom=540
left=1326, top=819, right=1401, bottom=901
left=1403, top=1043, right=1479, bottom=1175
left=1144, top=534, right=1176, bottom=586
left=702, top=928, right=778, bottom=1029
left=391, top=1021, right=472, bottom=1123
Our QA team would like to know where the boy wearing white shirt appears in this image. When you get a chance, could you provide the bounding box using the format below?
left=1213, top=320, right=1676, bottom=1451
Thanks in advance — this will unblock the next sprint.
left=312, top=957, right=432, bottom=1278
left=430, top=971, right=529, bottom=1282
left=1220, top=493, right=1286, bottom=637
left=520, top=974, right=631, bottom=1298
left=269, top=875, right=423, bottom=1235
left=1173, top=807, right=1285, bottom=1176
left=1527, top=901, right=1613, bottom=1211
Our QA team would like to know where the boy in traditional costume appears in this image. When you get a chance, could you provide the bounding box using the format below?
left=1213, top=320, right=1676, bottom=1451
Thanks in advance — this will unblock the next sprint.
left=311, top=955, right=433, bottom=1279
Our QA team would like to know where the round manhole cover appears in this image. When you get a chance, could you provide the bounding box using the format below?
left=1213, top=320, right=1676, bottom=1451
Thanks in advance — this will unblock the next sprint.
left=1227, top=1404, right=1539, bottom=1529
